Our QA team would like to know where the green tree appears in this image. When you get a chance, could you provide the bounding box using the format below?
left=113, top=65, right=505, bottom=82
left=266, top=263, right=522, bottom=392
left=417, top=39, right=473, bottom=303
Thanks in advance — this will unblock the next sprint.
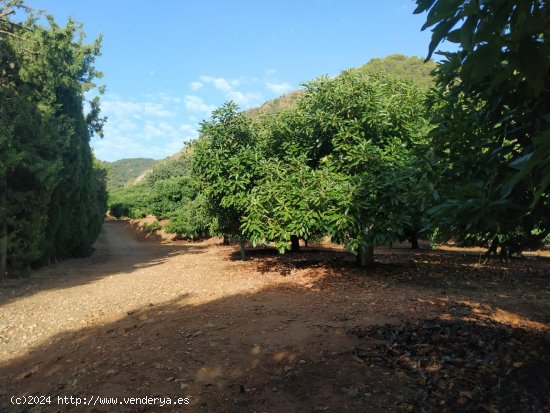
left=108, top=184, right=153, bottom=218
left=0, top=2, right=106, bottom=277
left=416, top=0, right=550, bottom=255
left=242, top=157, right=350, bottom=253
left=192, top=101, right=260, bottom=258
left=164, top=194, right=213, bottom=240
left=149, top=176, right=197, bottom=219
left=30, top=16, right=106, bottom=260
left=246, top=70, right=431, bottom=265
left=300, top=70, right=429, bottom=265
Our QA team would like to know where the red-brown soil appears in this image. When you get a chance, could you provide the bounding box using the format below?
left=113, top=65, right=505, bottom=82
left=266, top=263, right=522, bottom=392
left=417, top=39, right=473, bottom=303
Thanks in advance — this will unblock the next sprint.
left=0, top=221, right=548, bottom=412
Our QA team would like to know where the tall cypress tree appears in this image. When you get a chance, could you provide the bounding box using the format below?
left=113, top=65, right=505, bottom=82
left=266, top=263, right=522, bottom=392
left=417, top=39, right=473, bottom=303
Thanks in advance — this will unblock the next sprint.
left=0, top=3, right=107, bottom=278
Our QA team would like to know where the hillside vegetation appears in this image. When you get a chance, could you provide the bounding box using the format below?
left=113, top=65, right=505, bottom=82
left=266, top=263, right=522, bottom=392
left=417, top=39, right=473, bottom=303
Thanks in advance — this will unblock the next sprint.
left=245, top=54, right=435, bottom=119
left=246, top=90, right=305, bottom=118
left=2, top=2, right=548, bottom=412
left=359, top=53, right=436, bottom=89
left=101, top=158, right=157, bottom=191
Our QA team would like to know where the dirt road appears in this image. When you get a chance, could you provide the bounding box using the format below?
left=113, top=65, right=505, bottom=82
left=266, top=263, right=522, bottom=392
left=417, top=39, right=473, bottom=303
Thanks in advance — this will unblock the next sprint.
left=0, top=221, right=548, bottom=412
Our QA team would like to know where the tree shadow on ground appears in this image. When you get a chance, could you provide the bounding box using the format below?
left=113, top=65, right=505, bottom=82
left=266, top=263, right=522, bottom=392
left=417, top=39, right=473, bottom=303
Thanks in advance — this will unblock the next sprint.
left=228, top=245, right=549, bottom=326
left=0, top=221, right=208, bottom=307
left=0, top=280, right=548, bottom=413
left=349, top=316, right=549, bottom=412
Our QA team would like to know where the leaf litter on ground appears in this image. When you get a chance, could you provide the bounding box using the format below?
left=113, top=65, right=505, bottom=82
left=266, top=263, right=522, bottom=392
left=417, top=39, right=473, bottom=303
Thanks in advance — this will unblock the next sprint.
left=349, top=319, right=550, bottom=413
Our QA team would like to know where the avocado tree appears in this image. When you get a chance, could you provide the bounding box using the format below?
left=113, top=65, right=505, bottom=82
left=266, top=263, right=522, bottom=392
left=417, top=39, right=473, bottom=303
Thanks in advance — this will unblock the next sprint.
left=245, top=70, right=431, bottom=265
left=163, top=193, right=215, bottom=241
left=242, top=156, right=351, bottom=253
left=326, top=139, right=419, bottom=266
left=416, top=0, right=550, bottom=255
left=253, top=107, right=315, bottom=251
left=310, top=71, right=431, bottom=262
left=192, top=101, right=261, bottom=259
left=148, top=176, right=197, bottom=219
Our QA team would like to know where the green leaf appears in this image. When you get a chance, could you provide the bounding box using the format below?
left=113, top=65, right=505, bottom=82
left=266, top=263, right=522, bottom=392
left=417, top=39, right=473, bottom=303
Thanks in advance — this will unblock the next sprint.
left=414, top=0, right=437, bottom=15
left=519, top=39, right=546, bottom=95
left=468, top=44, right=501, bottom=82
left=426, top=16, right=461, bottom=61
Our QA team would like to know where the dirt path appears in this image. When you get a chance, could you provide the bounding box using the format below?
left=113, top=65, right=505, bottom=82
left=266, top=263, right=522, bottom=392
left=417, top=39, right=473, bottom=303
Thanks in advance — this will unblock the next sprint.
left=0, top=221, right=274, bottom=360
left=0, top=221, right=548, bottom=412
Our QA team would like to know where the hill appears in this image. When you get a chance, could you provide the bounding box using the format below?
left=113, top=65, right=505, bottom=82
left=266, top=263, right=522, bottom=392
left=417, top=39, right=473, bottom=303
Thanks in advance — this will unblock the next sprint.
left=102, top=158, right=157, bottom=191
left=358, top=54, right=436, bottom=89
left=246, top=90, right=305, bottom=119
left=246, top=54, right=436, bottom=119
left=133, top=147, right=193, bottom=185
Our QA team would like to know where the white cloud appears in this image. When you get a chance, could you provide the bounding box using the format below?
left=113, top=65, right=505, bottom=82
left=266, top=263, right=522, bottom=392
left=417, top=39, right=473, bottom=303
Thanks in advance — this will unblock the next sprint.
left=93, top=134, right=186, bottom=161
left=102, top=98, right=175, bottom=118
left=109, top=119, right=139, bottom=133
left=194, top=75, right=264, bottom=109
left=93, top=92, right=197, bottom=161
left=199, top=75, right=233, bottom=92
left=157, top=92, right=181, bottom=103
left=179, top=124, right=198, bottom=134
left=266, top=82, right=293, bottom=95
left=142, top=121, right=180, bottom=141
left=144, top=104, right=174, bottom=118
left=143, top=123, right=164, bottom=140
left=226, top=90, right=264, bottom=107
left=184, top=95, right=216, bottom=115
left=190, top=81, right=203, bottom=90
left=95, top=114, right=194, bottom=161
left=265, top=68, right=277, bottom=76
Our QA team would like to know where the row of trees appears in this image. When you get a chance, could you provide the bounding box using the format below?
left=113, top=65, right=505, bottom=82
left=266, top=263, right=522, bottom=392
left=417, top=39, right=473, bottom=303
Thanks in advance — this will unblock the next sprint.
left=109, top=2, right=548, bottom=265
left=1, top=1, right=107, bottom=278
left=193, top=71, right=431, bottom=265
left=193, top=0, right=549, bottom=263
left=108, top=152, right=212, bottom=240
left=110, top=68, right=433, bottom=266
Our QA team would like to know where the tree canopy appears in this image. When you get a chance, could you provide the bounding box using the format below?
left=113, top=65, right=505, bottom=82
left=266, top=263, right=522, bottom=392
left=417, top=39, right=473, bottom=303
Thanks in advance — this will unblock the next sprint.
left=416, top=0, right=550, bottom=255
left=1, top=1, right=107, bottom=277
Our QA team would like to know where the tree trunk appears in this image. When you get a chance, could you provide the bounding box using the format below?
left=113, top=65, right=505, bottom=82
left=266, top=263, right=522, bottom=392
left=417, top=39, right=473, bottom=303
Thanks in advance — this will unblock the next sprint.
left=410, top=235, right=419, bottom=249
left=485, top=236, right=499, bottom=259
left=290, top=235, right=300, bottom=252
left=0, top=190, right=6, bottom=280
left=0, top=225, right=6, bottom=280
left=239, top=238, right=246, bottom=260
left=356, top=245, right=374, bottom=267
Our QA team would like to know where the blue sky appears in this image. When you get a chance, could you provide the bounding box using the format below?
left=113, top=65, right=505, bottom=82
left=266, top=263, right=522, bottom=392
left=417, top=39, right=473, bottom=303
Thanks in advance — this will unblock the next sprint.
left=28, top=0, right=435, bottom=162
